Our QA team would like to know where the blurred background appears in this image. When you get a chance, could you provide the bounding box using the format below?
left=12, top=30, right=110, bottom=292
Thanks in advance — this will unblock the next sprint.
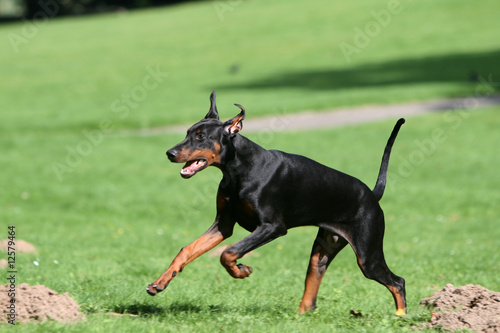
left=1, top=0, right=190, bottom=19
left=1, top=0, right=499, bottom=130
left=0, top=0, right=499, bottom=331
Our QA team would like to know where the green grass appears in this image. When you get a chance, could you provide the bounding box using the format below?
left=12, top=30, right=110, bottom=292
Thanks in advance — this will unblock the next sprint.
left=2, top=106, right=500, bottom=331
left=1, top=0, right=500, bottom=331
left=0, top=0, right=499, bottom=132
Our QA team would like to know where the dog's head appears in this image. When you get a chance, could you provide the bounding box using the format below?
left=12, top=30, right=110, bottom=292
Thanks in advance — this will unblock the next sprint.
left=166, top=91, right=245, bottom=178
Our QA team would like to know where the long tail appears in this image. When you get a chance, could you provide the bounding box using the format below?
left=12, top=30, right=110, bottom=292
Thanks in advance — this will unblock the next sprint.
left=372, top=118, right=405, bottom=201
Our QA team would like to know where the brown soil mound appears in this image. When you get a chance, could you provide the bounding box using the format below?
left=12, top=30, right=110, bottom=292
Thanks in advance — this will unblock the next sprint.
left=0, top=283, right=85, bottom=324
left=420, top=284, right=500, bottom=332
left=0, top=239, right=37, bottom=253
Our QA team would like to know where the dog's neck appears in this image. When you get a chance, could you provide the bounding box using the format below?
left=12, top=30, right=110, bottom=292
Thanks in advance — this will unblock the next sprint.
left=218, top=134, right=268, bottom=184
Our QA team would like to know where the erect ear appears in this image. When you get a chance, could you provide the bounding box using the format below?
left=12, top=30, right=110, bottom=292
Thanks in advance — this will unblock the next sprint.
left=204, top=90, right=219, bottom=120
left=223, top=104, right=245, bottom=134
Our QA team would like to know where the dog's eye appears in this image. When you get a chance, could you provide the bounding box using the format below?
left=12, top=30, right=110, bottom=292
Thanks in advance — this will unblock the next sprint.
left=195, top=133, right=206, bottom=141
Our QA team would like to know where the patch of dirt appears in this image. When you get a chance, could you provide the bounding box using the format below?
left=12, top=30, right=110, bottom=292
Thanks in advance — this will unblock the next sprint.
left=0, top=283, right=85, bottom=324
left=420, top=284, right=500, bottom=332
left=115, top=95, right=500, bottom=136
left=0, top=239, right=37, bottom=254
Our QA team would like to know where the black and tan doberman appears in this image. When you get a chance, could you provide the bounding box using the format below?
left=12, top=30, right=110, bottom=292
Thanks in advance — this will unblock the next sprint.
left=147, top=91, right=406, bottom=316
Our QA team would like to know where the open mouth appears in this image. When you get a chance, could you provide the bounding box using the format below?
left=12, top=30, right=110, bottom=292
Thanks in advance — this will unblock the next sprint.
left=180, top=159, right=208, bottom=178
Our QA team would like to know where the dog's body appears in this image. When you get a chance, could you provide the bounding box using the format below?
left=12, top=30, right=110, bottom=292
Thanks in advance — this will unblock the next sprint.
left=147, top=92, right=406, bottom=316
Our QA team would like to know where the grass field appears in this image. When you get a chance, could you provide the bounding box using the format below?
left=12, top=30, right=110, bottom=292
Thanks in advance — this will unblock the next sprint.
left=0, top=0, right=499, bottom=131
left=1, top=0, right=500, bottom=331
left=2, top=106, right=500, bottom=332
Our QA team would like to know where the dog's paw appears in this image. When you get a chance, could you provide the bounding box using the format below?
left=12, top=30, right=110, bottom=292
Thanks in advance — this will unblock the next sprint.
left=146, top=282, right=169, bottom=296
left=146, top=285, right=157, bottom=296
left=236, top=263, right=253, bottom=277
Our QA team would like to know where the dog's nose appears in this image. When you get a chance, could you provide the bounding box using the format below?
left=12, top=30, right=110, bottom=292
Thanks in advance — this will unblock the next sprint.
left=166, top=149, right=178, bottom=162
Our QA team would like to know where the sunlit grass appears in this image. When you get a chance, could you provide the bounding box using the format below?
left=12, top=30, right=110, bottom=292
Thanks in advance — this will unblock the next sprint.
left=1, top=0, right=499, bottom=330
left=2, top=105, right=499, bottom=331
left=0, top=0, right=499, bottom=132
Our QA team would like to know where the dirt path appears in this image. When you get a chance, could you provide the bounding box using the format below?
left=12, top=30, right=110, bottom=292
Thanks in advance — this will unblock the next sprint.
left=119, top=95, right=500, bottom=136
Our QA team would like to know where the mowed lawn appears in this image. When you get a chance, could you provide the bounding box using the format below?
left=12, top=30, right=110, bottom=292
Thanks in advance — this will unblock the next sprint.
left=1, top=0, right=500, bottom=331
left=0, top=0, right=499, bottom=131
left=2, top=107, right=500, bottom=332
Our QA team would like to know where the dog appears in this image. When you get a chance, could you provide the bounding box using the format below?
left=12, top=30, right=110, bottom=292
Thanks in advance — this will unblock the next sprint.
left=147, top=91, right=406, bottom=316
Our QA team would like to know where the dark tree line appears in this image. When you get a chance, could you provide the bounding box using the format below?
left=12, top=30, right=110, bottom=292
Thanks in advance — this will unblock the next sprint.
left=21, top=0, right=199, bottom=19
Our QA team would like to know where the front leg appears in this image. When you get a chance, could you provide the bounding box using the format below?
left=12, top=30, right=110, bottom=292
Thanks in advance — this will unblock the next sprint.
left=147, top=221, right=230, bottom=295
left=220, top=223, right=287, bottom=279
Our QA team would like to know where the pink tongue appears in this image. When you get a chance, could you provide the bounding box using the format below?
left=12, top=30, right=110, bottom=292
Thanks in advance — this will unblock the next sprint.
left=181, top=160, right=202, bottom=175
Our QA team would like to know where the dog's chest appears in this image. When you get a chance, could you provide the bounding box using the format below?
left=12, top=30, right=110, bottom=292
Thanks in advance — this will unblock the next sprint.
left=231, top=198, right=259, bottom=232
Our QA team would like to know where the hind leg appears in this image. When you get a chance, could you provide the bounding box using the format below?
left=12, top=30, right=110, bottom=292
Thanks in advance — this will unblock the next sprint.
left=355, top=250, right=406, bottom=315
left=350, top=216, right=406, bottom=315
left=299, top=228, right=348, bottom=313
